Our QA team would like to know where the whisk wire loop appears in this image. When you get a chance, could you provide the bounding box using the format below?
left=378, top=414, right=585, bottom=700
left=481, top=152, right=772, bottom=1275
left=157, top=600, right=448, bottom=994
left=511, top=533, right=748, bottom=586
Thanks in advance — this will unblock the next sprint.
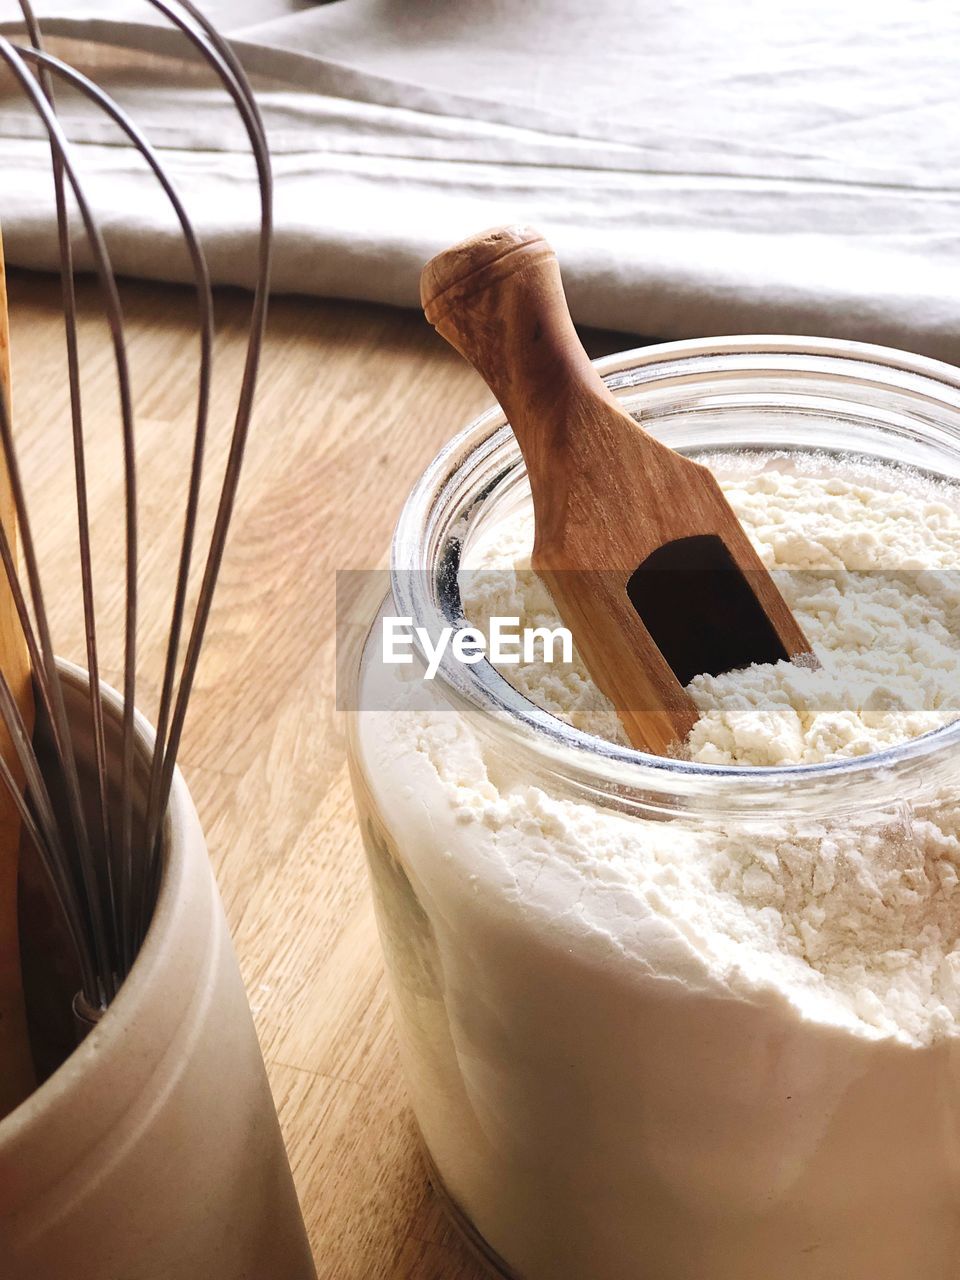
left=0, top=2, right=273, bottom=1010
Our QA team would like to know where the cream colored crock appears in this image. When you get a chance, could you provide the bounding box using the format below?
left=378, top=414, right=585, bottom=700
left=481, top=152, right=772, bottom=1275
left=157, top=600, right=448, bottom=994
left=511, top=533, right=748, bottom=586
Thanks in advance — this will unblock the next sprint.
left=0, top=664, right=316, bottom=1280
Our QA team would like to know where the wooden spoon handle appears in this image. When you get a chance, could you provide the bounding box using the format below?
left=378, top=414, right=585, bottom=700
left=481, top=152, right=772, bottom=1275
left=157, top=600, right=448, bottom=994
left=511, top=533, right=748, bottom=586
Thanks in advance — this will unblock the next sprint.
left=421, top=225, right=621, bottom=482
left=0, top=227, right=35, bottom=1116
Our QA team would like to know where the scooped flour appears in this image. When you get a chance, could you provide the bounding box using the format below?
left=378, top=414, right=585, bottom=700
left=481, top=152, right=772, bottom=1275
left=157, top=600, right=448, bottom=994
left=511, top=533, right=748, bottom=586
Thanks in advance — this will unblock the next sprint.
left=458, top=454, right=960, bottom=1046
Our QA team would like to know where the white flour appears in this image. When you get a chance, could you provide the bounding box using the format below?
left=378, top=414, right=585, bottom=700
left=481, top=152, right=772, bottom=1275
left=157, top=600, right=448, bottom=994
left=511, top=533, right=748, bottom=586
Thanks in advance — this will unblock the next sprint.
left=465, top=455, right=960, bottom=766
left=459, top=455, right=960, bottom=1045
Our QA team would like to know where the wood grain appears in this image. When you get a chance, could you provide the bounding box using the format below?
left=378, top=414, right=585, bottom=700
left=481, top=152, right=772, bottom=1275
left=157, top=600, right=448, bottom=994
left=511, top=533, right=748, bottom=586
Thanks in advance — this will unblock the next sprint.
left=0, top=233, right=34, bottom=1119
left=6, top=268, right=596, bottom=1278
left=423, top=225, right=814, bottom=756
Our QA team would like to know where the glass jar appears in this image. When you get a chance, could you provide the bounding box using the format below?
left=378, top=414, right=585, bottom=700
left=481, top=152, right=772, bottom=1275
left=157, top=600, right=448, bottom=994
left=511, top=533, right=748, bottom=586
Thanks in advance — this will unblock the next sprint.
left=347, top=337, right=960, bottom=1280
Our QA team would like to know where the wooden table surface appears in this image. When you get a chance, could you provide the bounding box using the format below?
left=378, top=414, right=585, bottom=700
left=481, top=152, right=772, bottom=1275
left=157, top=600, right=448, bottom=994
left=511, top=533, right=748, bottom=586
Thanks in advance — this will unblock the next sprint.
left=7, top=269, right=635, bottom=1279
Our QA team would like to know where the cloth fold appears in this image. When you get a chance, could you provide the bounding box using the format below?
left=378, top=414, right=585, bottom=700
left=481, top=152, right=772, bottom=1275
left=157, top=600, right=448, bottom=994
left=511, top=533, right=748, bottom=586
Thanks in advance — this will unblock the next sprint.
left=0, top=0, right=958, bottom=357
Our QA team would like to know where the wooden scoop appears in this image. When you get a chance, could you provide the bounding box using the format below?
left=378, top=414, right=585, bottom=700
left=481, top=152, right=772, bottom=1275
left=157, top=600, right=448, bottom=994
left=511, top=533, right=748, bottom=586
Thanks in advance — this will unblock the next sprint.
left=421, top=225, right=814, bottom=755
left=0, top=227, right=35, bottom=1115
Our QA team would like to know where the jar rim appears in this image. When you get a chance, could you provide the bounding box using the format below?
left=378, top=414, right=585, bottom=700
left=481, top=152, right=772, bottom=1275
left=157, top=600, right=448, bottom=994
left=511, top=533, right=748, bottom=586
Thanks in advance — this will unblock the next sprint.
left=392, top=335, right=960, bottom=816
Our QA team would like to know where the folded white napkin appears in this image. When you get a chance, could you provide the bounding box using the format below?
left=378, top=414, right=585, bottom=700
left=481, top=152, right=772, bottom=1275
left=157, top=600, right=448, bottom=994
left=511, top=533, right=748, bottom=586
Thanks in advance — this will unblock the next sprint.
left=1, top=0, right=958, bottom=356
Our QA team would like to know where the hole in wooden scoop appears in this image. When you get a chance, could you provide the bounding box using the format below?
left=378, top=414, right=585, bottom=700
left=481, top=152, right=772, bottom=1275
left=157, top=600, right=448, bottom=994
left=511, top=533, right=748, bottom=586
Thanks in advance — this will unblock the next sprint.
left=626, top=535, right=789, bottom=687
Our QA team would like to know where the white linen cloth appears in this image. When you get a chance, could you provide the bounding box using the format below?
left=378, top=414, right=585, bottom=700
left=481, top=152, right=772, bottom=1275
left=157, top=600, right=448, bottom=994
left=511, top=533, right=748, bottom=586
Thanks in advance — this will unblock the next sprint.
left=0, top=0, right=958, bottom=355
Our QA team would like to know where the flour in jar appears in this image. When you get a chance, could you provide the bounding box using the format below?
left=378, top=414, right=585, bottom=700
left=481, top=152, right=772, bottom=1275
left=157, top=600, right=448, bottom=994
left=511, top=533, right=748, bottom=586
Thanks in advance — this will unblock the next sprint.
left=458, top=452, right=960, bottom=1044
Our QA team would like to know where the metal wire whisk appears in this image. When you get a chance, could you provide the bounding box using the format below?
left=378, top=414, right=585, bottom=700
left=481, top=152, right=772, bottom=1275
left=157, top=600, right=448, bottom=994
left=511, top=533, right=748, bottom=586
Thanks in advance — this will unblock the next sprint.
left=0, top=1, right=273, bottom=1017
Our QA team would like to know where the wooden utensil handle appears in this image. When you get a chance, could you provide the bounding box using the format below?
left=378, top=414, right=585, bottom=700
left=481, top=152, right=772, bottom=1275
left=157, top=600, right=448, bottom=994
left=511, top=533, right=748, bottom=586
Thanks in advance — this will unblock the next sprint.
left=0, top=227, right=35, bottom=1117
left=421, top=226, right=618, bottom=478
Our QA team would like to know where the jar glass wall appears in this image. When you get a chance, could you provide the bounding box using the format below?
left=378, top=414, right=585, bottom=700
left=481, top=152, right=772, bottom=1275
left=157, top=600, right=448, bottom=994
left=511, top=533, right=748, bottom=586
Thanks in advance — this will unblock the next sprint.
left=347, top=338, right=960, bottom=1280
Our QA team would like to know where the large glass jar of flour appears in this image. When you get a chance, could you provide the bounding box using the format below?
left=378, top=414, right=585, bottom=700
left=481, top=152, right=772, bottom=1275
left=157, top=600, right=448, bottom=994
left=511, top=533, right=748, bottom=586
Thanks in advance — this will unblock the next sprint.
left=347, top=337, right=960, bottom=1280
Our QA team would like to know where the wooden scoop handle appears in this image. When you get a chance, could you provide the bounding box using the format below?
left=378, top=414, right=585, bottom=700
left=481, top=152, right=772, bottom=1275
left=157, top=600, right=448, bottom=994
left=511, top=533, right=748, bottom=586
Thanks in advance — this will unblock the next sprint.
left=0, top=228, right=35, bottom=1116
left=421, top=225, right=631, bottom=490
